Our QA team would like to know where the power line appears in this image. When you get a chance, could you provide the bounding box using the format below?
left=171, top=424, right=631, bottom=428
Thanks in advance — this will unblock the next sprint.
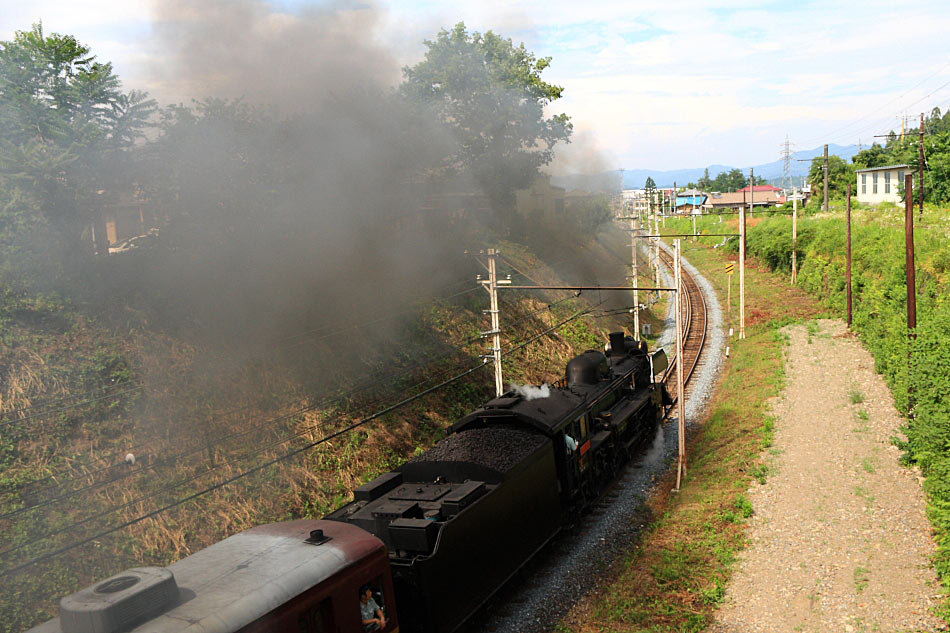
left=0, top=357, right=485, bottom=562
left=1, top=305, right=602, bottom=577
left=2, top=292, right=572, bottom=517
left=0, top=359, right=490, bottom=579
left=0, top=307, right=608, bottom=578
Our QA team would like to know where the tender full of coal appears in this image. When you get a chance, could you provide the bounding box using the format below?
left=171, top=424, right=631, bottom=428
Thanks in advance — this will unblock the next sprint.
left=411, top=427, right=546, bottom=473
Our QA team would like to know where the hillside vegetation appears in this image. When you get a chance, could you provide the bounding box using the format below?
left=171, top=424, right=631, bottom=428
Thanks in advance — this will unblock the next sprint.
left=671, top=206, right=950, bottom=597
left=0, top=220, right=651, bottom=631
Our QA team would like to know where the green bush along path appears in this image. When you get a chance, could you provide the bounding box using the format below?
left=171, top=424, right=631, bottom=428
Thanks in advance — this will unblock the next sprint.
left=679, top=206, right=950, bottom=604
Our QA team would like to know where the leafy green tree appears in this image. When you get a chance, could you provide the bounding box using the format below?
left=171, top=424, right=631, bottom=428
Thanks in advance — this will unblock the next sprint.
left=808, top=154, right=854, bottom=200
left=644, top=176, right=657, bottom=211
left=852, top=143, right=890, bottom=169
left=401, top=23, right=572, bottom=230
left=0, top=23, right=155, bottom=264
left=697, top=168, right=711, bottom=190
left=709, top=168, right=748, bottom=192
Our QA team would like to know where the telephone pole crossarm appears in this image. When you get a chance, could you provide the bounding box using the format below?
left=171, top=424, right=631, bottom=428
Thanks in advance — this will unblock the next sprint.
left=500, top=285, right=677, bottom=292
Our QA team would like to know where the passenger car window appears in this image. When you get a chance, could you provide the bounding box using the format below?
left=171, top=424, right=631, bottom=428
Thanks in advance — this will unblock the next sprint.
left=358, top=577, right=387, bottom=632
left=298, top=598, right=331, bottom=633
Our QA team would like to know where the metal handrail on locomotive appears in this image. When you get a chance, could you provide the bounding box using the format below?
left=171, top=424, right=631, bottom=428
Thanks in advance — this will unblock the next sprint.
left=28, top=331, right=669, bottom=633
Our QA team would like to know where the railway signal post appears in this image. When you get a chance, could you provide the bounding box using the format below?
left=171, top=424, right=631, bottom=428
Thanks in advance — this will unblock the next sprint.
left=674, top=239, right=687, bottom=491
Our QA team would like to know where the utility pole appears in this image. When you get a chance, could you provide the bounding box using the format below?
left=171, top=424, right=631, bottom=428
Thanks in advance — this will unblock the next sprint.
left=739, top=195, right=746, bottom=339
left=749, top=168, right=754, bottom=216
left=905, top=174, right=917, bottom=416
left=919, top=113, right=925, bottom=219
left=791, top=187, right=798, bottom=285
left=823, top=144, right=829, bottom=213
left=846, top=184, right=852, bottom=328
left=480, top=249, right=505, bottom=397
left=630, top=211, right=640, bottom=339
left=674, top=239, right=687, bottom=491
left=653, top=204, right=660, bottom=288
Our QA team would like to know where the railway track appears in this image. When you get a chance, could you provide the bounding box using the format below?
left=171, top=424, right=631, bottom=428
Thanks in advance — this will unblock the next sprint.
left=656, top=243, right=708, bottom=406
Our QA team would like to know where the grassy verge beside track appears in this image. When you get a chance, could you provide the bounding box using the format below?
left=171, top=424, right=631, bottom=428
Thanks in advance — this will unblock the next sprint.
left=556, top=234, right=824, bottom=632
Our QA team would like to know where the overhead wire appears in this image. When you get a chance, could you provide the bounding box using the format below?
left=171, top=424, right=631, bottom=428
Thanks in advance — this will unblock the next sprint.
left=1, top=303, right=606, bottom=578
left=1, top=277, right=483, bottom=496
left=0, top=278, right=480, bottom=430
left=2, top=286, right=569, bottom=517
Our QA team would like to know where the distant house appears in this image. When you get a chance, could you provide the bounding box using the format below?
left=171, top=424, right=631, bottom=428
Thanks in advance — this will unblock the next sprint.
left=515, top=174, right=566, bottom=220
left=621, top=187, right=674, bottom=214
left=736, top=184, right=782, bottom=194
left=675, top=188, right=706, bottom=214
left=91, top=189, right=158, bottom=255
left=703, top=189, right=784, bottom=211
left=855, top=164, right=910, bottom=205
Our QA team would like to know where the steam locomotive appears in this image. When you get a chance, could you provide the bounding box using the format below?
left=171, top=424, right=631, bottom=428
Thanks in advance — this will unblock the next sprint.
left=29, top=332, right=668, bottom=633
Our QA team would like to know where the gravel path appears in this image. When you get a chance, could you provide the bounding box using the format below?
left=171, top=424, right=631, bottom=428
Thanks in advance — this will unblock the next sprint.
left=470, top=245, right=725, bottom=633
left=710, top=320, right=944, bottom=633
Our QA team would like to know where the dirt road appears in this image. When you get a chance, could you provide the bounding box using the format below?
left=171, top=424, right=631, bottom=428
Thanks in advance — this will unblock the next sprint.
left=710, top=320, right=944, bottom=633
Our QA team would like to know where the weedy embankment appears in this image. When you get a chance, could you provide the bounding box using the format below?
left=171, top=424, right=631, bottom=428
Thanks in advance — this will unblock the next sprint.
left=558, top=222, right=823, bottom=632
left=0, top=228, right=631, bottom=632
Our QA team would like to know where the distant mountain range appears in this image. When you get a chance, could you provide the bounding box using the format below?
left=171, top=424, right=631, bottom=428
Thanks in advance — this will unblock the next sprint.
left=611, top=144, right=860, bottom=189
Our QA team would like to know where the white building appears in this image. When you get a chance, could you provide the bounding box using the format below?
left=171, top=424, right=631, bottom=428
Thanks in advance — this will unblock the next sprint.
left=855, top=164, right=911, bottom=205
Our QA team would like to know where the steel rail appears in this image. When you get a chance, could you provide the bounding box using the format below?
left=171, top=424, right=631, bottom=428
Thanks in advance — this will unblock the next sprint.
left=655, top=245, right=708, bottom=404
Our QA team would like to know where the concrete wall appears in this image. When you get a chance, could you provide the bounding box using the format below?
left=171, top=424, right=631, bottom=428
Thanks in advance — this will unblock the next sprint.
left=856, top=167, right=908, bottom=205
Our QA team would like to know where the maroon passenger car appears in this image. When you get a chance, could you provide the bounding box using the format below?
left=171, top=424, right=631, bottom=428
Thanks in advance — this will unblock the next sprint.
left=27, top=519, right=398, bottom=633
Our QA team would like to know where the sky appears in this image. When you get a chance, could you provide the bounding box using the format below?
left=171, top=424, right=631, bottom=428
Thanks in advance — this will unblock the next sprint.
left=2, top=0, right=949, bottom=172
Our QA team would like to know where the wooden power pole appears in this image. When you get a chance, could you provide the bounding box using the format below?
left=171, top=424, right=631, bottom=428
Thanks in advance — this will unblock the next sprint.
left=846, top=184, right=852, bottom=328
left=791, top=187, right=798, bottom=285
left=905, top=173, right=917, bottom=416
left=823, top=143, right=829, bottom=213
left=920, top=113, right=925, bottom=219
left=739, top=195, right=746, bottom=339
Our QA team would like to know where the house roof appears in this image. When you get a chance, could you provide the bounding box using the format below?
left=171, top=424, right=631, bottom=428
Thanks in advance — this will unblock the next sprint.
left=676, top=194, right=706, bottom=207
left=704, top=191, right=782, bottom=206
left=854, top=164, right=911, bottom=173
left=736, top=185, right=782, bottom=193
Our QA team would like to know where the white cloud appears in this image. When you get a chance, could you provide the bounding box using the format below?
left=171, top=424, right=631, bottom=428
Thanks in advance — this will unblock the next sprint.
left=3, top=0, right=950, bottom=169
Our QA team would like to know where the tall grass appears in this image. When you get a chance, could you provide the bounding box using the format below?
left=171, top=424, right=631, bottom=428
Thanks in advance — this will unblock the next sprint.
left=695, top=206, right=950, bottom=588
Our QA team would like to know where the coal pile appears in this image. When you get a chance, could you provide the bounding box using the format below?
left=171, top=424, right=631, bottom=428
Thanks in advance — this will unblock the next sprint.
left=413, top=428, right=546, bottom=473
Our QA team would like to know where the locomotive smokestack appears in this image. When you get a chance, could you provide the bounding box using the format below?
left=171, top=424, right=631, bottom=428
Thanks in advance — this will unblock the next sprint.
left=608, top=331, right=626, bottom=356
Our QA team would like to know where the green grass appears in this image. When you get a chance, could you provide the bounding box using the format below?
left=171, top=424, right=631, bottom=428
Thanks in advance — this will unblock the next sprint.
left=849, top=389, right=866, bottom=404
left=854, top=565, right=871, bottom=593
left=556, top=226, right=823, bottom=632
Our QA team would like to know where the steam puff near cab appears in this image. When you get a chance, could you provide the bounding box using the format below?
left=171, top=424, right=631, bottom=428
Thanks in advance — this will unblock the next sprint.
left=30, top=332, right=669, bottom=633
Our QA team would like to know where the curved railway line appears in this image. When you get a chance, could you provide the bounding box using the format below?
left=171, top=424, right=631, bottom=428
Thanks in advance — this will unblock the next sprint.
left=656, top=242, right=709, bottom=408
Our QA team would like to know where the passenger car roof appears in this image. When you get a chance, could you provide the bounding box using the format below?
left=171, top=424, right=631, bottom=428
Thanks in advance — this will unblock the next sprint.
left=29, top=520, right=382, bottom=633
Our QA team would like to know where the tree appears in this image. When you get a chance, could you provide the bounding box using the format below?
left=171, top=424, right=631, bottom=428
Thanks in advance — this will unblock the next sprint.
left=401, top=23, right=572, bottom=230
left=852, top=142, right=889, bottom=169
left=709, top=168, right=747, bottom=192
left=808, top=154, right=854, bottom=200
left=644, top=176, right=657, bottom=211
left=0, top=23, right=155, bottom=263
left=697, top=168, right=711, bottom=190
